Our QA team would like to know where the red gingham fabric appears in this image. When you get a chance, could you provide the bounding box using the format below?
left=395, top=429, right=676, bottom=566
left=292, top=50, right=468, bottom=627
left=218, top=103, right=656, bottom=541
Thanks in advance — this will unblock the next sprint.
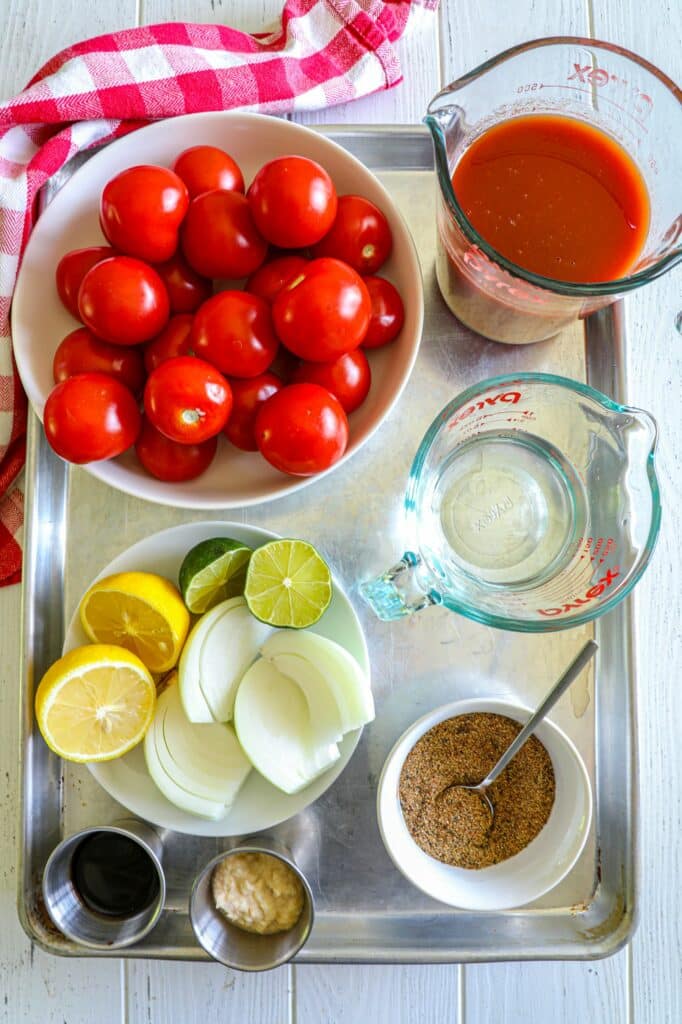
left=0, top=0, right=437, bottom=585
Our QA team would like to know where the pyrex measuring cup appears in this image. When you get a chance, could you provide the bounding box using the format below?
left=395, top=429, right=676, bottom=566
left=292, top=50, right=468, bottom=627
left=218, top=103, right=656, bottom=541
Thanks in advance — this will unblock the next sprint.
left=360, top=373, right=660, bottom=632
left=424, top=37, right=682, bottom=343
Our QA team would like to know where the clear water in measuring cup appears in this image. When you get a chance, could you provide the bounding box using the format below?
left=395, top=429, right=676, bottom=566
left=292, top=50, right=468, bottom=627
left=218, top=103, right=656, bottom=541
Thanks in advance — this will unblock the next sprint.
left=421, top=432, right=587, bottom=589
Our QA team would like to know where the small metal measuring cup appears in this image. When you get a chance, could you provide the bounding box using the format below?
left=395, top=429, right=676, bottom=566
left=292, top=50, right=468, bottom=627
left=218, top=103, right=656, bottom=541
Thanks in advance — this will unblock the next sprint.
left=190, top=836, right=314, bottom=971
left=42, top=818, right=165, bottom=950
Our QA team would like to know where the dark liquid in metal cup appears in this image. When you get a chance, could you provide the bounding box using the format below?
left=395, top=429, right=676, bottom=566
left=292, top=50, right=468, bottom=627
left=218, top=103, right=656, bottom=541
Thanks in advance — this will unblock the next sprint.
left=71, top=832, right=160, bottom=918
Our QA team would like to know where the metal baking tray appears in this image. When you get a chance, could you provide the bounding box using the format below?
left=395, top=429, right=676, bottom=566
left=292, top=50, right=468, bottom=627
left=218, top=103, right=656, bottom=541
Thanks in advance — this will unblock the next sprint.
left=17, top=127, right=636, bottom=962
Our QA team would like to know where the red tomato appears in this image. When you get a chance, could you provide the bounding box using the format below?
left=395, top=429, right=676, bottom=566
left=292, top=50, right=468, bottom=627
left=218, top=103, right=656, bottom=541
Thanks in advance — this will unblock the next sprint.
left=78, top=256, right=170, bottom=346
left=247, top=156, right=337, bottom=248
left=362, top=276, right=405, bottom=348
left=255, top=383, right=349, bottom=476
left=144, top=356, right=232, bottom=444
left=43, top=373, right=141, bottom=464
left=100, top=165, right=189, bottom=263
left=181, top=190, right=268, bottom=279
left=135, top=416, right=218, bottom=481
left=144, top=315, right=195, bottom=374
left=311, top=194, right=392, bottom=274
left=246, top=256, right=308, bottom=304
left=224, top=372, right=282, bottom=451
left=55, top=246, right=117, bottom=319
left=272, top=258, right=371, bottom=361
left=53, top=327, right=146, bottom=394
left=154, top=251, right=212, bottom=313
left=192, top=291, right=279, bottom=378
left=292, top=349, right=371, bottom=414
left=173, top=146, right=244, bottom=198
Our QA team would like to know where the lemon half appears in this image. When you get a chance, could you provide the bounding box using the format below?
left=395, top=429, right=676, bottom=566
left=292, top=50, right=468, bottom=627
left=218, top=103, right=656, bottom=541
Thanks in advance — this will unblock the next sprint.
left=79, top=571, right=190, bottom=673
left=35, top=644, right=156, bottom=763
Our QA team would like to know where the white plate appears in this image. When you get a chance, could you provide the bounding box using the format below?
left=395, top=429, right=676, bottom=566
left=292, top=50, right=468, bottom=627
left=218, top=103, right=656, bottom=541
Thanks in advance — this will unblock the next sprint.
left=62, top=521, right=370, bottom=837
left=12, top=111, right=423, bottom=509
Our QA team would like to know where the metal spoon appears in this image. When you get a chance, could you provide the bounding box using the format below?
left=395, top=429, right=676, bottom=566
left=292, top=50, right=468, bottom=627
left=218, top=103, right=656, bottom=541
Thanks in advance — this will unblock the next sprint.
left=440, top=639, right=598, bottom=827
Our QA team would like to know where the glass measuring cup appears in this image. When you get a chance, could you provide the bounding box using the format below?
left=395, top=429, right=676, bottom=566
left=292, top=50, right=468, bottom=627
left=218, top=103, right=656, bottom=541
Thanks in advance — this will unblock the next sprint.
left=360, top=373, right=660, bottom=632
left=424, top=37, right=682, bottom=344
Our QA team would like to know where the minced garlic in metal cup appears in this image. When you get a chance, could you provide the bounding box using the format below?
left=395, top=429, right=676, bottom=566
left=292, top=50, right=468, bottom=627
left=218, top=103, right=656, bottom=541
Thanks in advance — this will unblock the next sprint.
left=211, top=851, right=304, bottom=936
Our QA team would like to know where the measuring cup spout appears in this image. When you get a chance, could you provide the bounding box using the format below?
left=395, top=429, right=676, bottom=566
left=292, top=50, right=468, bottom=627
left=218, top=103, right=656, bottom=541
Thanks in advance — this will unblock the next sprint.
left=359, top=552, right=441, bottom=622
left=423, top=95, right=458, bottom=171
left=423, top=112, right=450, bottom=178
left=424, top=92, right=469, bottom=222
left=424, top=80, right=463, bottom=128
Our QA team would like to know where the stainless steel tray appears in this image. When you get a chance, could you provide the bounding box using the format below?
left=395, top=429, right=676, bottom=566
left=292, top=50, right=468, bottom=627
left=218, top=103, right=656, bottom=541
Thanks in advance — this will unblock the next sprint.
left=17, top=127, right=636, bottom=963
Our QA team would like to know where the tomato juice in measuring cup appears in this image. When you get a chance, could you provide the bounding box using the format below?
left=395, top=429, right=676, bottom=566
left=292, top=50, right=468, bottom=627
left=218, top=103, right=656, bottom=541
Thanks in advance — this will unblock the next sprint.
left=451, top=115, right=650, bottom=284
left=425, top=39, right=682, bottom=344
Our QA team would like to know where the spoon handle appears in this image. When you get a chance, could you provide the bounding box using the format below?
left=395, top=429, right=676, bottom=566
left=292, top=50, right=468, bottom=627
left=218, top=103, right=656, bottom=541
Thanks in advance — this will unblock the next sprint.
left=479, top=640, right=598, bottom=790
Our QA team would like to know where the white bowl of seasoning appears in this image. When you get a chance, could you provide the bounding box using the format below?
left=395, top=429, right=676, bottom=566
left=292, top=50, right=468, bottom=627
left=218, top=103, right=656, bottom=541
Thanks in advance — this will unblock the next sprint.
left=189, top=837, right=314, bottom=971
left=376, top=698, right=592, bottom=911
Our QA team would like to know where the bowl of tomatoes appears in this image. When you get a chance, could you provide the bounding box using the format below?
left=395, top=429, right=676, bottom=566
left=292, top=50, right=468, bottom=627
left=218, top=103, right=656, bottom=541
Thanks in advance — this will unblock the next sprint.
left=12, top=112, right=423, bottom=507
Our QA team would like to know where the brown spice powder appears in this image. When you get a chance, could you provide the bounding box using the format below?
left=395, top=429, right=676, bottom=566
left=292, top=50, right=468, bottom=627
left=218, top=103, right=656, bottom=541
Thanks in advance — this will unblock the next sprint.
left=398, top=713, right=556, bottom=869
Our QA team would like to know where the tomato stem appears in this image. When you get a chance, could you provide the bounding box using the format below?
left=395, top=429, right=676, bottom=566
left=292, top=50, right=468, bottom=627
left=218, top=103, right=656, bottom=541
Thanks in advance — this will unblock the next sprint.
left=181, top=408, right=205, bottom=425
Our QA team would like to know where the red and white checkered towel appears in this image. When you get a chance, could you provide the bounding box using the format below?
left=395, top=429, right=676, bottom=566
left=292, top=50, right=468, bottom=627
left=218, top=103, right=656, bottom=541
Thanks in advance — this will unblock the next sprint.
left=0, top=0, right=437, bottom=585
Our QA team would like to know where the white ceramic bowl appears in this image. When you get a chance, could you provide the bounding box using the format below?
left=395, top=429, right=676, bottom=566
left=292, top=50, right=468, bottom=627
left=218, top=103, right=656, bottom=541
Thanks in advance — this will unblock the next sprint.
left=12, top=111, right=424, bottom=509
left=377, top=698, right=592, bottom=911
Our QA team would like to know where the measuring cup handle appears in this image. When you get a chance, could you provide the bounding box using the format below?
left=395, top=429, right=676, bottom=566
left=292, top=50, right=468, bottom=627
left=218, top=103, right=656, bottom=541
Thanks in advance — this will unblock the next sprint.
left=359, top=553, right=440, bottom=622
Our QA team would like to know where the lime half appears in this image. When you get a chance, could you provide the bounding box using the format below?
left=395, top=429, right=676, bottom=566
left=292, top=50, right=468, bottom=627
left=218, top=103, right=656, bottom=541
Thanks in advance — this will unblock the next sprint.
left=179, top=538, right=253, bottom=614
left=244, top=539, right=332, bottom=628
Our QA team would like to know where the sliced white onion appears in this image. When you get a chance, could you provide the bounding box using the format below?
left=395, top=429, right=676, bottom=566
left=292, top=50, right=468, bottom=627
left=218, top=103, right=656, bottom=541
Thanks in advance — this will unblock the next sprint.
left=145, top=678, right=251, bottom=819
left=179, top=596, right=272, bottom=723
left=261, top=631, right=374, bottom=732
left=234, top=658, right=340, bottom=794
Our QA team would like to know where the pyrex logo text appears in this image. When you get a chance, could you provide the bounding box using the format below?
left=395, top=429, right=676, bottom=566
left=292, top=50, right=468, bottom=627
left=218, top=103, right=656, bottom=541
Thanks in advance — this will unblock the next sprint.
left=474, top=496, right=514, bottom=533
left=538, top=568, right=620, bottom=617
left=568, top=63, right=610, bottom=87
left=447, top=390, right=521, bottom=430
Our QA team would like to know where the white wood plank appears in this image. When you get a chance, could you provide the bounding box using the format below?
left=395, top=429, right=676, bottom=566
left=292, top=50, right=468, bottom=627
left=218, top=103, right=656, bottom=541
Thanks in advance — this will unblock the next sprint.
left=295, top=963, right=461, bottom=1023
left=435, top=0, right=632, bottom=1018
left=0, top=0, right=135, bottom=98
left=439, top=0, right=589, bottom=80
left=589, top=1, right=681, bottom=82
left=578, top=9, right=682, bottom=1024
left=141, top=0, right=283, bottom=30
left=604, top=249, right=682, bottom=1021
left=464, top=959, right=629, bottom=1022
left=125, top=960, right=291, bottom=1023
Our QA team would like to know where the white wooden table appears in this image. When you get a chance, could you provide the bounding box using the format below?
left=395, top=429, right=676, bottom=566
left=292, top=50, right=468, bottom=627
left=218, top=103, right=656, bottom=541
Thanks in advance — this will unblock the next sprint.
left=1, top=2, right=680, bottom=1021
